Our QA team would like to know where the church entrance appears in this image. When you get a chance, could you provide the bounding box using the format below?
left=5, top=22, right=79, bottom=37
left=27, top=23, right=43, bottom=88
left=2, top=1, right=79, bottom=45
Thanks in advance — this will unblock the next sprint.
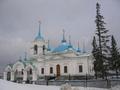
left=7, top=72, right=11, bottom=81
left=56, top=64, right=60, bottom=77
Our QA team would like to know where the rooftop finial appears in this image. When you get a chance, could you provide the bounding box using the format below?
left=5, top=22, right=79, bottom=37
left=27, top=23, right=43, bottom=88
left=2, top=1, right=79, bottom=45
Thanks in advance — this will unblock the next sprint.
left=62, top=29, right=66, bottom=43
left=47, top=40, right=51, bottom=51
left=68, top=35, right=72, bottom=48
left=77, top=42, right=81, bottom=53
left=35, top=20, right=44, bottom=41
left=83, top=41, right=86, bottom=53
left=38, top=20, right=41, bottom=36
left=69, top=35, right=71, bottom=45
left=19, top=56, right=22, bottom=61
left=24, top=52, right=27, bottom=60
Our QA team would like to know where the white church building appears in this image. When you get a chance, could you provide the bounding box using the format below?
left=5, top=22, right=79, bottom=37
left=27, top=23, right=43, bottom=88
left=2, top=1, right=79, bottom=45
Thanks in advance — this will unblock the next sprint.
left=4, top=22, right=94, bottom=83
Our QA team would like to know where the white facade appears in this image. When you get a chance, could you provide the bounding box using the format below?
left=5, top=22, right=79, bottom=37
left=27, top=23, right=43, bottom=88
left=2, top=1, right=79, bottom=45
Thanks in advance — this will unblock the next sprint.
left=4, top=23, right=94, bottom=82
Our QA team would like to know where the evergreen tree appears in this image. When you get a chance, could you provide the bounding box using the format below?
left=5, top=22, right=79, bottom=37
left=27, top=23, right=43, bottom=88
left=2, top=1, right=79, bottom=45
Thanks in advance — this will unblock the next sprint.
left=110, top=35, right=120, bottom=77
left=92, top=36, right=100, bottom=79
left=92, top=3, right=110, bottom=79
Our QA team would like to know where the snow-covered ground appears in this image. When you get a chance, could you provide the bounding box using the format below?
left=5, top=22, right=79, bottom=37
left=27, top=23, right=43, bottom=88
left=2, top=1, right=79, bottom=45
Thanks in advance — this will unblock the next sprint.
left=0, top=79, right=119, bottom=90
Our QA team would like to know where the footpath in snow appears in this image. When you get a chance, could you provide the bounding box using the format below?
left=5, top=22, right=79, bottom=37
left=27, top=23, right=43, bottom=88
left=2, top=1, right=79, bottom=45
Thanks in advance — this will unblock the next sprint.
left=0, top=79, right=119, bottom=90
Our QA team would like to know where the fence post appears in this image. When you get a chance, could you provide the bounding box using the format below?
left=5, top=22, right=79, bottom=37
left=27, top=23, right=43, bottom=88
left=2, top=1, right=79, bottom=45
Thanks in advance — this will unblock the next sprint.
left=106, top=79, right=111, bottom=88
left=68, top=74, right=71, bottom=81
left=85, top=73, right=88, bottom=87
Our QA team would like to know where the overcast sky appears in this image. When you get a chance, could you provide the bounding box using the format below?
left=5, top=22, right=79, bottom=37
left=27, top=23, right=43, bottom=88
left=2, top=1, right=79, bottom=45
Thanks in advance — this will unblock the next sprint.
left=0, top=0, right=120, bottom=72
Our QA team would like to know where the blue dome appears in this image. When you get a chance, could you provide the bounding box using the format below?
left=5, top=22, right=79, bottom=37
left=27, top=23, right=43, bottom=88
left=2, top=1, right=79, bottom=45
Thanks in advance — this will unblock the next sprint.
left=77, top=48, right=81, bottom=53
left=53, top=42, right=70, bottom=52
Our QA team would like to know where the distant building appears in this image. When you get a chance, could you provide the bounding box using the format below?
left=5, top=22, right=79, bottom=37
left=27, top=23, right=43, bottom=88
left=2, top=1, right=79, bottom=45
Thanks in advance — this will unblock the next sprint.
left=3, top=22, right=94, bottom=82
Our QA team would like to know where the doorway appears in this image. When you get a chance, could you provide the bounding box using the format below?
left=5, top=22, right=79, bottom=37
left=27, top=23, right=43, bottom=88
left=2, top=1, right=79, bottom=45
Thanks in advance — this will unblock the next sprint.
left=7, top=72, right=11, bottom=81
left=56, top=64, right=60, bottom=77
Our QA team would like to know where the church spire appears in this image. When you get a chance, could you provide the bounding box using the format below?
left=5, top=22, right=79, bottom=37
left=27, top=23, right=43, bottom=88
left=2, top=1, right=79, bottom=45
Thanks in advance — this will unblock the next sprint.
left=47, top=40, right=51, bottom=51
left=61, top=29, right=66, bottom=43
left=77, top=42, right=81, bottom=53
left=24, top=52, right=27, bottom=61
left=68, top=35, right=72, bottom=48
left=35, top=21, right=44, bottom=41
left=19, top=56, right=22, bottom=61
left=38, top=20, right=41, bottom=37
left=82, top=41, right=86, bottom=53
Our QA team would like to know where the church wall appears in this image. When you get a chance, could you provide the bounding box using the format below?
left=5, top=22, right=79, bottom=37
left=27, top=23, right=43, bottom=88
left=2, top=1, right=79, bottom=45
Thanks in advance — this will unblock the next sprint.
left=35, top=55, right=94, bottom=78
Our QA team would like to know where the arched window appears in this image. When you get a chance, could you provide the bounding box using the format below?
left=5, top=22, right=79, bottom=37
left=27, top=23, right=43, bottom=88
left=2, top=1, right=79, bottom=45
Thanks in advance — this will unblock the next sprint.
left=21, top=69, right=24, bottom=75
left=34, top=45, right=38, bottom=54
left=64, top=66, right=67, bottom=73
left=15, top=70, right=18, bottom=75
left=29, top=68, right=32, bottom=75
left=50, top=67, right=53, bottom=74
left=79, top=65, right=83, bottom=72
left=42, top=45, right=45, bottom=55
left=41, top=68, right=44, bottom=74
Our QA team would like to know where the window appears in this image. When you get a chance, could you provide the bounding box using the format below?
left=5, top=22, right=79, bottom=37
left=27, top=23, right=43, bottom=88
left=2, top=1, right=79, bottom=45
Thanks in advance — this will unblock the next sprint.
left=15, top=70, right=18, bottom=75
left=34, top=45, right=38, bottom=54
left=21, top=69, right=24, bottom=75
left=29, top=68, right=32, bottom=75
left=50, top=67, right=53, bottom=74
left=41, top=68, right=44, bottom=74
left=64, top=66, right=67, bottom=73
left=79, top=65, right=83, bottom=72
left=42, top=45, right=46, bottom=55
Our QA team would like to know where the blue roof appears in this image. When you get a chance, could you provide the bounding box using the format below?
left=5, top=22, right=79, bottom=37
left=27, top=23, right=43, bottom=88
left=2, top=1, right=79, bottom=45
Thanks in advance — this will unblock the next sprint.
left=53, top=42, right=69, bottom=52
left=35, top=35, right=44, bottom=41
left=77, top=48, right=81, bottom=53
left=47, top=47, right=51, bottom=51
left=34, top=22, right=44, bottom=41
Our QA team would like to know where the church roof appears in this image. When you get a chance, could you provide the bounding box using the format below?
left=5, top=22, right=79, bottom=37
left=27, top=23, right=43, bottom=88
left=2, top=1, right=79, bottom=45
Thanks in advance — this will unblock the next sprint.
left=53, top=42, right=76, bottom=53
left=35, top=34, right=44, bottom=41
left=77, top=48, right=81, bottom=53
left=7, top=64, right=13, bottom=68
left=53, top=30, right=76, bottom=53
left=53, top=42, right=69, bottom=52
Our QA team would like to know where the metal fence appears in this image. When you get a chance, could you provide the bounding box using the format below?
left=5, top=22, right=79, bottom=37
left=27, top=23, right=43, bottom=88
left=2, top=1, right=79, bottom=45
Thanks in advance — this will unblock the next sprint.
left=35, top=79, right=120, bottom=88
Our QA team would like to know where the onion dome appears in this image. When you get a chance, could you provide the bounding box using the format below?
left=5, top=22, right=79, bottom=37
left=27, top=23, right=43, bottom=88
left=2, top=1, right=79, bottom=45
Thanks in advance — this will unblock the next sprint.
left=53, top=42, right=70, bottom=52
left=53, top=30, right=69, bottom=52
left=53, top=30, right=74, bottom=53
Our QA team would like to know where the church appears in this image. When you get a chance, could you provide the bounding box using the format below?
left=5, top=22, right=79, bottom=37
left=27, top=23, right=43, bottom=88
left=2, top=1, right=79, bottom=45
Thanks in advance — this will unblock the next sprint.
left=3, top=22, right=94, bottom=83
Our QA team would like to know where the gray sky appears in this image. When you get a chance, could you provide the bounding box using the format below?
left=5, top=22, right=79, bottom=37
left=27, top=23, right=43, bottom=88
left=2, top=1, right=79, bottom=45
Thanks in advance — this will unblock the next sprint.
left=0, top=0, right=120, bottom=72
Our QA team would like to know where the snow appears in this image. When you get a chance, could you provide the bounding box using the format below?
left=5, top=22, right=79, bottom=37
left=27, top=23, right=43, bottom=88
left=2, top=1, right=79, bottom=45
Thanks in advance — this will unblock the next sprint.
left=0, top=79, right=119, bottom=90
left=111, top=85, right=120, bottom=90
left=0, top=79, right=59, bottom=90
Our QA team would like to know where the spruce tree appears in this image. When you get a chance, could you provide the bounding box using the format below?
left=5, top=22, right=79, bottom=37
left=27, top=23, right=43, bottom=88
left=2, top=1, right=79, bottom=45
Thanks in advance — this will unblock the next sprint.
left=92, top=36, right=100, bottom=79
left=110, top=35, right=120, bottom=77
left=92, top=3, right=110, bottom=79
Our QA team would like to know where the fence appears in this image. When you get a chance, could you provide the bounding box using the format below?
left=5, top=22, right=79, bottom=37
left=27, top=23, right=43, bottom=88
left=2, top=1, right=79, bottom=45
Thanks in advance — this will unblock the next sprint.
left=35, top=79, right=120, bottom=88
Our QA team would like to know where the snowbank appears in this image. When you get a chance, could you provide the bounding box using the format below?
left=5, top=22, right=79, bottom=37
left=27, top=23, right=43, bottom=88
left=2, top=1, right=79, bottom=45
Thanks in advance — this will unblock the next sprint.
left=0, top=79, right=110, bottom=90
left=111, top=85, right=120, bottom=90
left=0, top=79, right=59, bottom=90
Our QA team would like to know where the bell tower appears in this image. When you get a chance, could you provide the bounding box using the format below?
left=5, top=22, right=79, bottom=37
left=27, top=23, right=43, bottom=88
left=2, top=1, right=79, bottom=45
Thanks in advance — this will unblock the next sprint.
left=31, top=21, right=47, bottom=56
